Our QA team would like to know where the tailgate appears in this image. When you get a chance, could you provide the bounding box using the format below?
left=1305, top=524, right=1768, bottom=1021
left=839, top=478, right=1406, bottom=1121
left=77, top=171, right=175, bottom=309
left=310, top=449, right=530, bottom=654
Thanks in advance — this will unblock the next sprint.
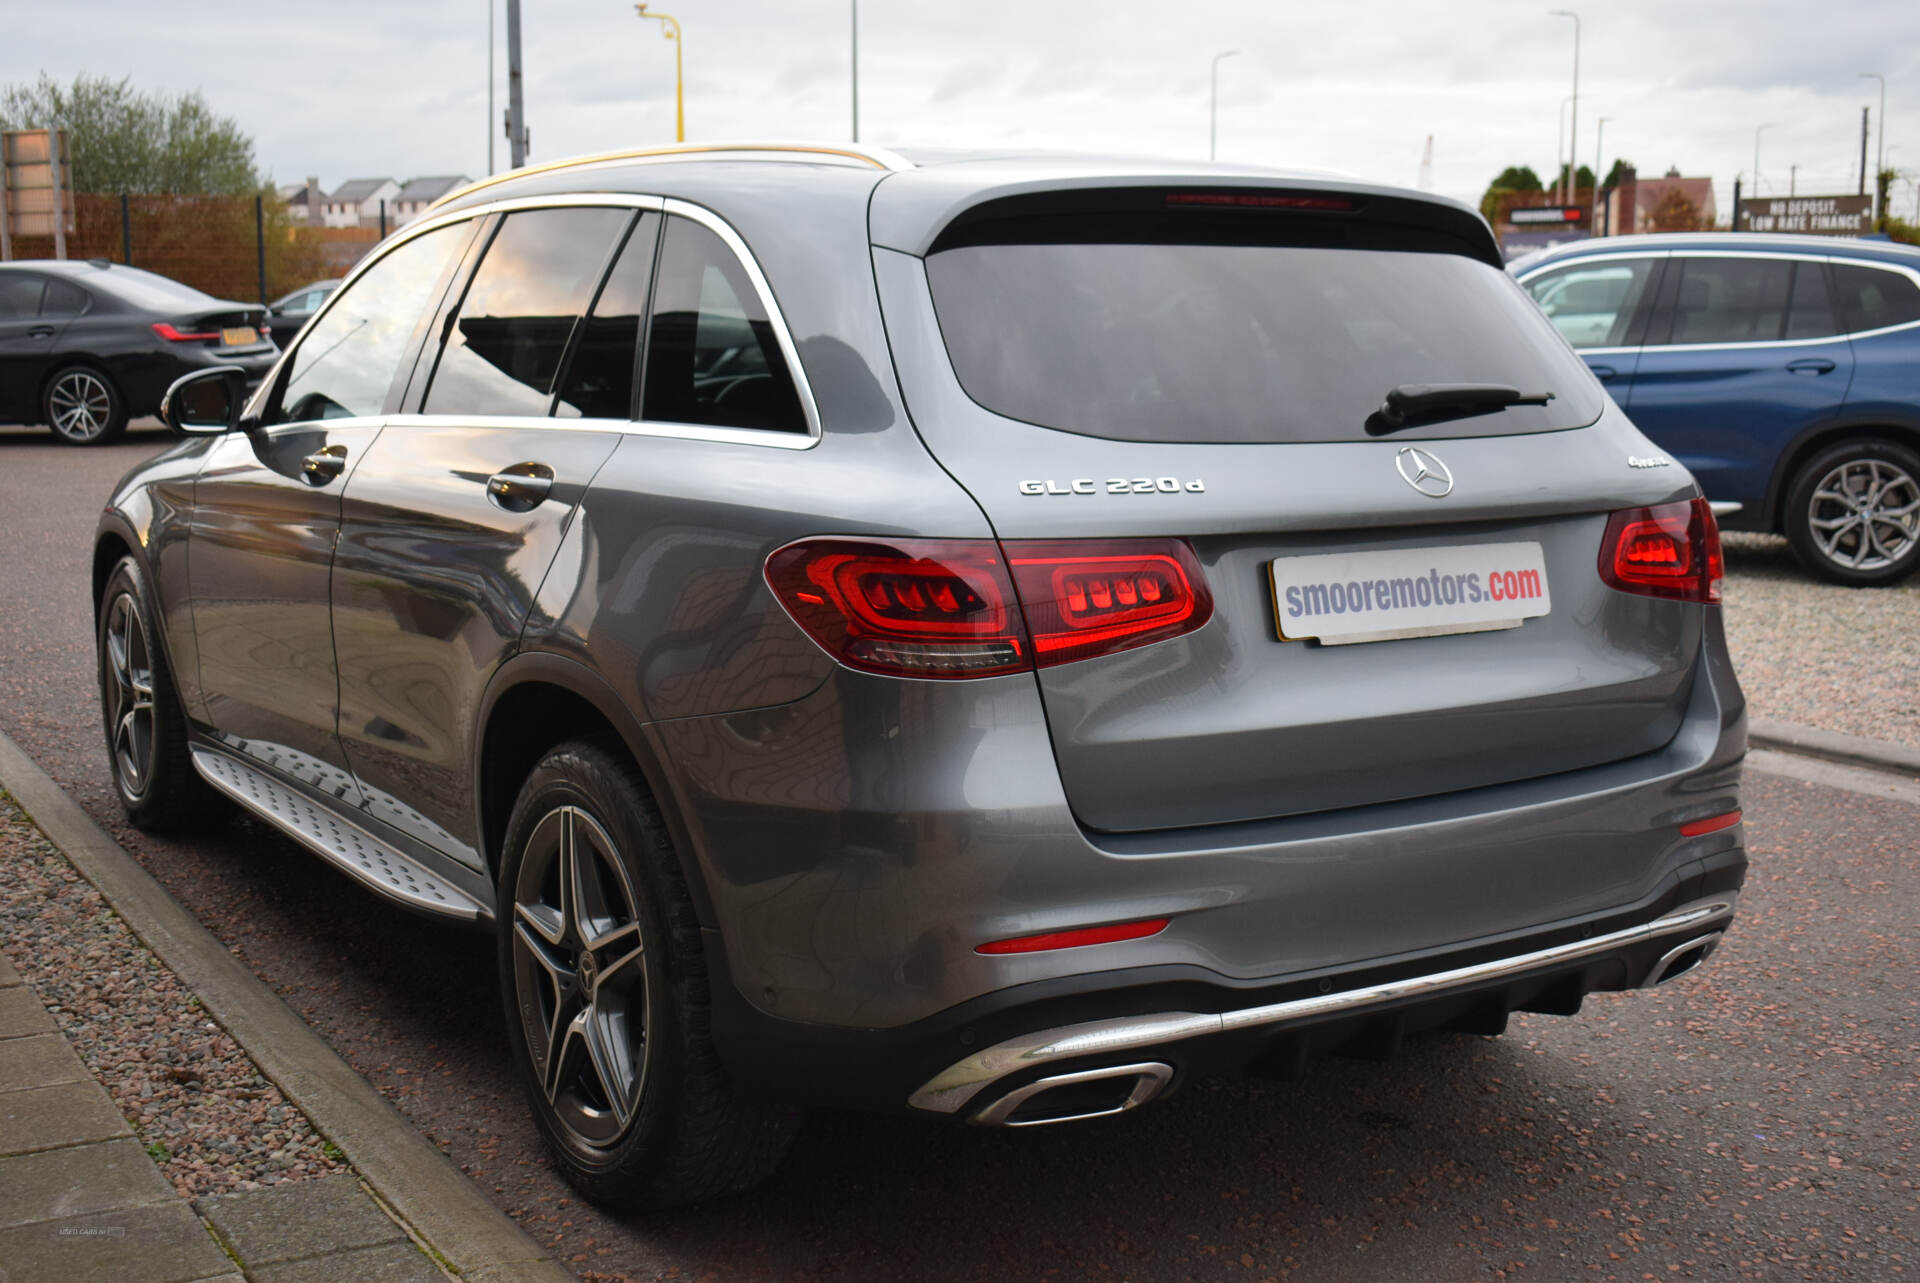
left=871, top=188, right=1711, bottom=832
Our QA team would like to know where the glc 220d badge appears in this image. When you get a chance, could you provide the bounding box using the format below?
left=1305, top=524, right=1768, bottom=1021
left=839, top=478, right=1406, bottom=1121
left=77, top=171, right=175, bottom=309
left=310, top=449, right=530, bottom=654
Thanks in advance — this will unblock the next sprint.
left=1019, top=477, right=1207, bottom=495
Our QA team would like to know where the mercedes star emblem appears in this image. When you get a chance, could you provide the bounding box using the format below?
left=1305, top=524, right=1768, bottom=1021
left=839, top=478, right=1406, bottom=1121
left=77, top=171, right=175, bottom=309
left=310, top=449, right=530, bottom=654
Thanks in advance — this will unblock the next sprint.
left=1395, top=446, right=1454, bottom=498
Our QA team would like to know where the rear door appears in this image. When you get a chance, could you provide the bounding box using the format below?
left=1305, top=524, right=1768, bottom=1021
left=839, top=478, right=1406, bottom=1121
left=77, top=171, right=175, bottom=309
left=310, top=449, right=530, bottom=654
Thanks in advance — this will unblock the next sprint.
left=877, top=190, right=1705, bottom=833
left=331, top=204, right=648, bottom=866
left=0, top=272, right=62, bottom=423
left=1518, top=252, right=1662, bottom=401
left=190, top=218, right=478, bottom=794
left=1623, top=253, right=1853, bottom=513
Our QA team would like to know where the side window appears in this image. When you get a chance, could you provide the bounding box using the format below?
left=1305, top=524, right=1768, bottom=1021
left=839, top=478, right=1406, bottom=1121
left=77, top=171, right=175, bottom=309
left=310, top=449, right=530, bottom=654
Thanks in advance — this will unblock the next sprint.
left=1664, top=257, right=1792, bottom=345
left=276, top=222, right=467, bottom=423
left=41, top=279, right=89, bottom=316
left=0, top=274, right=44, bottom=318
left=1831, top=263, right=1920, bottom=334
left=555, top=214, right=658, bottom=419
left=1523, top=259, right=1656, bottom=348
left=641, top=215, right=806, bottom=433
left=1783, top=262, right=1838, bottom=340
left=421, top=207, right=632, bottom=417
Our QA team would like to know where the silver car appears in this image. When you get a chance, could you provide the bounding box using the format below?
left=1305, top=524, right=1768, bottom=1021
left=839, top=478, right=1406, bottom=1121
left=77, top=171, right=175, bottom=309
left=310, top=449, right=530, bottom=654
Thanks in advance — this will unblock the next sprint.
left=99, top=144, right=1746, bottom=1209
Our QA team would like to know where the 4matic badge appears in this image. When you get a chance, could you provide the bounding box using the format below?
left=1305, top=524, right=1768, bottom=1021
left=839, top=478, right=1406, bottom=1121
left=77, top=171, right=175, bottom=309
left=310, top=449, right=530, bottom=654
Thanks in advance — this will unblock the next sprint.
left=1018, top=477, right=1207, bottom=496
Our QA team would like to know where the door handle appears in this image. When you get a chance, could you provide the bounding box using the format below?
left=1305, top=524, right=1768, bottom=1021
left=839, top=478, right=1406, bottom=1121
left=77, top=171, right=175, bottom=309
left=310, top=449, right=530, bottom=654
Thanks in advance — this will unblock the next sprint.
left=1786, top=358, right=1836, bottom=375
left=485, top=464, right=554, bottom=510
left=301, top=445, right=348, bottom=485
left=27, top=325, right=55, bottom=339
left=1588, top=364, right=1618, bottom=381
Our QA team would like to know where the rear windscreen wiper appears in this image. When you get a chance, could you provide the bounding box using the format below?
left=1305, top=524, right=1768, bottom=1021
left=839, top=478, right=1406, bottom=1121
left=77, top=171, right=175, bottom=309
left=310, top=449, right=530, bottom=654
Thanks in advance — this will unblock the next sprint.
left=1368, top=383, right=1554, bottom=435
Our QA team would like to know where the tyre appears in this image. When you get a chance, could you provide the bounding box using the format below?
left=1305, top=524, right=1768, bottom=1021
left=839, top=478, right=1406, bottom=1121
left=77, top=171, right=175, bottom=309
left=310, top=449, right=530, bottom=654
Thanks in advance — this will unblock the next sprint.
left=497, top=740, right=799, bottom=1210
left=44, top=365, right=130, bottom=445
left=96, top=556, right=229, bottom=831
left=1783, top=438, right=1920, bottom=586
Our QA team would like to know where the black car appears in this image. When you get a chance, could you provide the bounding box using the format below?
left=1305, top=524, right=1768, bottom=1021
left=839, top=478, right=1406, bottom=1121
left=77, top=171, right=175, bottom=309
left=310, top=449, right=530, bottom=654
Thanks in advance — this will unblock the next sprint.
left=264, top=278, right=341, bottom=348
left=0, top=260, right=275, bottom=444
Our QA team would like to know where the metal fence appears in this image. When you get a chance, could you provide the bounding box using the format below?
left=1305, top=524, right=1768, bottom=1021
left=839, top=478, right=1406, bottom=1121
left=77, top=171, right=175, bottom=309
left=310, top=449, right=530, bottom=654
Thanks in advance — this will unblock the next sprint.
left=2, top=192, right=354, bottom=302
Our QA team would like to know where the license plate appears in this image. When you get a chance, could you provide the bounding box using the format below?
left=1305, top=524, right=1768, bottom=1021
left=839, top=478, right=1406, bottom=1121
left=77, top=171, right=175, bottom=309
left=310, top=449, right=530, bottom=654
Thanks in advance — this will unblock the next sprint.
left=1271, top=541, right=1551, bottom=645
left=220, top=327, right=257, bottom=346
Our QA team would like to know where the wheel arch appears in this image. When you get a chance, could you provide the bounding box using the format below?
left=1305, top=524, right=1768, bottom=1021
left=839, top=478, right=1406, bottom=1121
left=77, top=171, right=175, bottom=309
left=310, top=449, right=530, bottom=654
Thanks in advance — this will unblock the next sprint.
left=475, top=652, right=718, bottom=926
left=1762, top=415, right=1920, bottom=533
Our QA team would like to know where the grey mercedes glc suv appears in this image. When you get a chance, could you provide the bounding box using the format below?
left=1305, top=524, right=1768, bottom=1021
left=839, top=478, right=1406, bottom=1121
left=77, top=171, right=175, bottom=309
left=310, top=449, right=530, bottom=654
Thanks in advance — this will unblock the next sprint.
left=97, top=144, right=1746, bottom=1209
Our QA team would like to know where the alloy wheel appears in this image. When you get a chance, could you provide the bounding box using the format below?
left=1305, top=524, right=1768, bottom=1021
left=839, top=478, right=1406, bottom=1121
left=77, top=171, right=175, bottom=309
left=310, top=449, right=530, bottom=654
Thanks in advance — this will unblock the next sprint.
left=1806, top=458, right=1920, bottom=572
left=103, top=591, right=155, bottom=797
left=510, top=805, right=650, bottom=1149
left=49, top=370, right=113, bottom=442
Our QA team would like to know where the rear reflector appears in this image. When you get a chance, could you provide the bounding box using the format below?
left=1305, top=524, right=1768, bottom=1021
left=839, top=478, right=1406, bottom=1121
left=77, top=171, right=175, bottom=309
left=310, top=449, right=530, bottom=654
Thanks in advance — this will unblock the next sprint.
left=977, top=918, right=1171, bottom=955
left=1679, top=810, right=1741, bottom=837
left=1599, top=497, right=1723, bottom=603
left=765, top=537, right=1211, bottom=679
left=151, top=322, right=219, bottom=342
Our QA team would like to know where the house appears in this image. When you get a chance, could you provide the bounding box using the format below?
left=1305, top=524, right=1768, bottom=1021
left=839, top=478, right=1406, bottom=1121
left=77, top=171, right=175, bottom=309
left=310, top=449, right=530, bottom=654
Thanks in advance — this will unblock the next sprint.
left=323, top=178, right=401, bottom=229
left=279, top=176, right=325, bottom=227
left=1604, top=168, right=1718, bottom=235
left=392, top=176, right=472, bottom=226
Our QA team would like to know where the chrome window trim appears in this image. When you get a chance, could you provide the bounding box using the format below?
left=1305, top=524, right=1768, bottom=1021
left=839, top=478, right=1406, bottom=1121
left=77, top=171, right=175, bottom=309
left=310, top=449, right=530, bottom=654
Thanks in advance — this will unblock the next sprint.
left=260, top=191, right=823, bottom=449
left=1521, top=247, right=1920, bottom=352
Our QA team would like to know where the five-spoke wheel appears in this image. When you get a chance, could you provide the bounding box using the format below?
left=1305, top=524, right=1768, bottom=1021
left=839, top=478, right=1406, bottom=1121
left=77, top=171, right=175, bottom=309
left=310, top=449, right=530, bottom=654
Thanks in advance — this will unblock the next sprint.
left=95, top=555, right=225, bottom=830
left=102, top=589, right=156, bottom=799
left=496, top=740, right=797, bottom=1209
left=510, top=804, right=651, bottom=1149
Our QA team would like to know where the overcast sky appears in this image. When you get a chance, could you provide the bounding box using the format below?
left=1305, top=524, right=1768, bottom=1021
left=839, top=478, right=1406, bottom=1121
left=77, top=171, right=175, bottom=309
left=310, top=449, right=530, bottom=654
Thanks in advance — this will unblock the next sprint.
left=7, top=0, right=1918, bottom=217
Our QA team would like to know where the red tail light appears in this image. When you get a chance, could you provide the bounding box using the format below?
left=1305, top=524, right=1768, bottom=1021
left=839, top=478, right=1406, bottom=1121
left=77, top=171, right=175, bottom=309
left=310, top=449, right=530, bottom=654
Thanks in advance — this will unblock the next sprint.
left=151, top=322, right=219, bottom=342
left=764, top=537, right=1212, bottom=679
left=763, top=538, right=1029, bottom=679
left=1004, top=539, right=1212, bottom=667
left=1598, top=498, right=1722, bottom=604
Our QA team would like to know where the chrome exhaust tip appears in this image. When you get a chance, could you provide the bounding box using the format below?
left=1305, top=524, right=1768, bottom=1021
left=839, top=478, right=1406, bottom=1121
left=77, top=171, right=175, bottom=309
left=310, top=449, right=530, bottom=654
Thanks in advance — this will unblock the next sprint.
left=1644, top=931, right=1724, bottom=986
left=969, top=1061, right=1174, bottom=1128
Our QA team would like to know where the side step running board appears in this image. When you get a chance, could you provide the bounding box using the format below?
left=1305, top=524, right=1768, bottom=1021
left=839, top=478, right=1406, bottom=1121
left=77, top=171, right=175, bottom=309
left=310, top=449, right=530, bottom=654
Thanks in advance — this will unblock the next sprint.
left=190, top=747, right=489, bottom=923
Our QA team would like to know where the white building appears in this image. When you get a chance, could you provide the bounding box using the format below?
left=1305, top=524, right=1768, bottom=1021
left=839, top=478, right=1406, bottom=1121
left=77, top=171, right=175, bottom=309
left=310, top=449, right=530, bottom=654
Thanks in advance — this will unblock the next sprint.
left=322, top=178, right=401, bottom=229
left=393, top=176, right=472, bottom=226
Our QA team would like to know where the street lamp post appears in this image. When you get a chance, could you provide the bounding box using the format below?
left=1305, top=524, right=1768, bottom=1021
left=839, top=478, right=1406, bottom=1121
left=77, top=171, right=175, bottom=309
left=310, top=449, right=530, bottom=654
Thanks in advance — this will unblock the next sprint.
left=1209, top=50, right=1239, bottom=161
left=851, top=1, right=859, bottom=142
left=1861, top=72, right=1886, bottom=223
left=1556, top=94, right=1573, bottom=198
left=1549, top=10, right=1580, bottom=204
left=635, top=4, right=684, bottom=143
left=1753, top=122, right=1774, bottom=198
left=1593, top=115, right=1611, bottom=233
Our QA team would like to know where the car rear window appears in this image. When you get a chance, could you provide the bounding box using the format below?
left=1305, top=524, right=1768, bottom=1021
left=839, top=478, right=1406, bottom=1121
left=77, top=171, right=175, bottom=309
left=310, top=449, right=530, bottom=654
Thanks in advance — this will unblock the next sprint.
left=89, top=266, right=216, bottom=310
left=925, top=239, right=1603, bottom=443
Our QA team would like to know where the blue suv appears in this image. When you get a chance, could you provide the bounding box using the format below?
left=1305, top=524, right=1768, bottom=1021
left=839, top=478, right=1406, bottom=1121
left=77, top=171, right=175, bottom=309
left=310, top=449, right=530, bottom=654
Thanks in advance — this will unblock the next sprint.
left=1515, top=233, right=1920, bottom=585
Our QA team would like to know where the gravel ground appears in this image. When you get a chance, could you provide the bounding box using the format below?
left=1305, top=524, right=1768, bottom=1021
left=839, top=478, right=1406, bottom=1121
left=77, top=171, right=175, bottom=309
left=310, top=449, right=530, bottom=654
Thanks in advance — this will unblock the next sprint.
left=1719, top=533, right=1920, bottom=750
left=0, top=790, right=348, bottom=1197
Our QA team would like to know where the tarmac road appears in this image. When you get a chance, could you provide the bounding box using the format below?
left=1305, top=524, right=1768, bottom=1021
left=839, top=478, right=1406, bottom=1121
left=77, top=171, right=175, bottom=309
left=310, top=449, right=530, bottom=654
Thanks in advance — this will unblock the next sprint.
left=1, top=424, right=1915, bottom=1282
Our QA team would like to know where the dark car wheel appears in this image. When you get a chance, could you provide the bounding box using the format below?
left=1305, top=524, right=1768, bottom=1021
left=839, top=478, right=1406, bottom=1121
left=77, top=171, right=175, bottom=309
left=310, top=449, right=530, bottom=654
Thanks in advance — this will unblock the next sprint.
left=1784, top=439, right=1920, bottom=586
left=498, top=739, right=799, bottom=1210
left=97, top=556, right=230, bottom=830
left=46, top=365, right=130, bottom=445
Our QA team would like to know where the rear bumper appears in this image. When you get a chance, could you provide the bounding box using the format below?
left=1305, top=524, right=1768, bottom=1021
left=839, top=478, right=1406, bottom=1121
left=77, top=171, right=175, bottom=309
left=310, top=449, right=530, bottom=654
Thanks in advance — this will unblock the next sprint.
left=707, top=863, right=1744, bottom=1120
left=652, top=609, right=1745, bottom=1034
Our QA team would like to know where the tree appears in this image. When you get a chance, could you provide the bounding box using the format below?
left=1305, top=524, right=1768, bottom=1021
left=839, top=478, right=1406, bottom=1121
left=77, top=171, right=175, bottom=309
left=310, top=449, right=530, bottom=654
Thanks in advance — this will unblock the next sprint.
left=1553, top=163, right=1596, bottom=193
left=1603, top=158, right=1633, bottom=188
left=0, top=73, right=258, bottom=195
left=1480, top=164, right=1544, bottom=221
left=1647, top=187, right=1705, bottom=232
